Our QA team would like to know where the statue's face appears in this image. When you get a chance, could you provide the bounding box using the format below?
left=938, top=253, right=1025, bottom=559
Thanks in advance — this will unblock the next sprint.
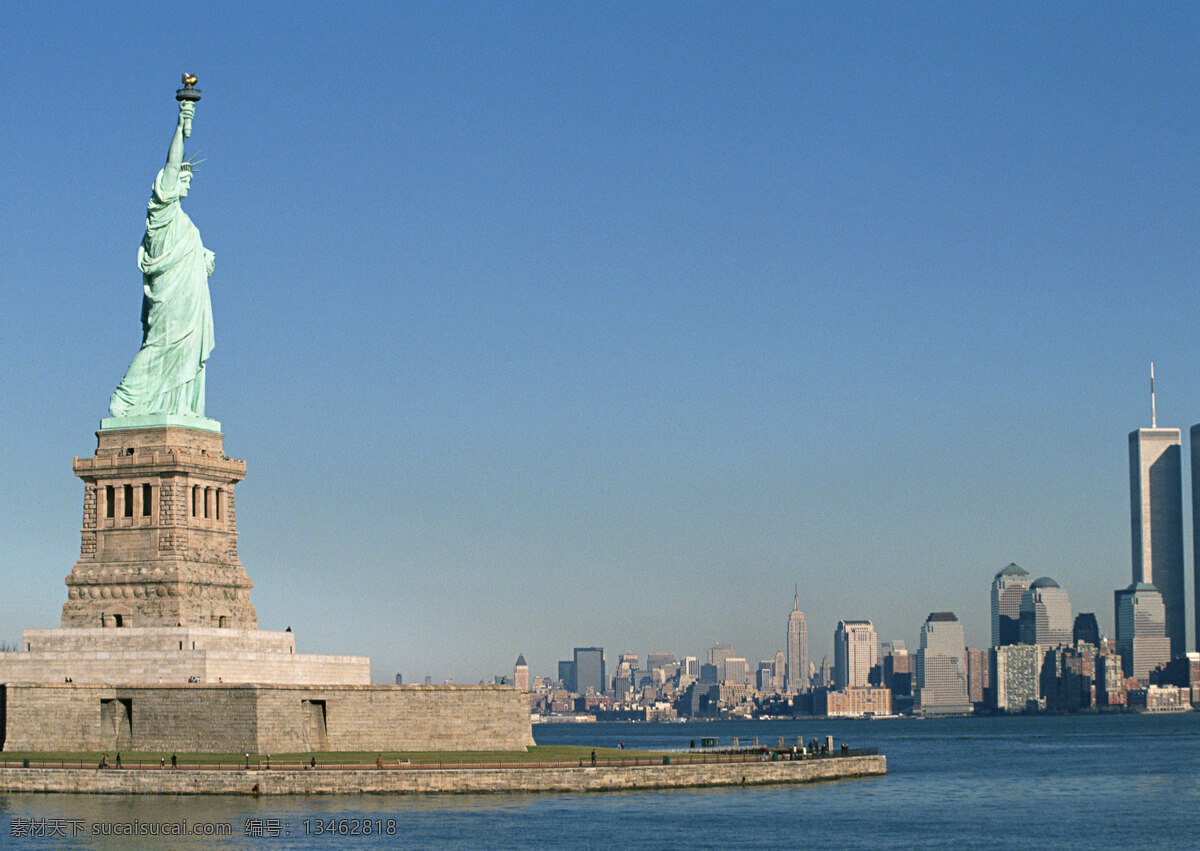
left=179, top=170, right=193, bottom=197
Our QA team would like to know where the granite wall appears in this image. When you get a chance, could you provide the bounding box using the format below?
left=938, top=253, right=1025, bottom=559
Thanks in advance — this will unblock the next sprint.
left=0, top=683, right=533, bottom=753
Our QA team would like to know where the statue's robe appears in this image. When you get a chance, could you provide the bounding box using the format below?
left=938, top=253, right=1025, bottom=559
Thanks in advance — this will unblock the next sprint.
left=110, top=169, right=214, bottom=417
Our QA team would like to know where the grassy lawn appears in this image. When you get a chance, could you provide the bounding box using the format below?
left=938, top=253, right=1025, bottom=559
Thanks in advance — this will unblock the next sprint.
left=0, top=746, right=677, bottom=769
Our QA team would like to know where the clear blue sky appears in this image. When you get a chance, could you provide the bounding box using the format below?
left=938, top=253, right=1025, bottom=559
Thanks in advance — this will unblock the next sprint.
left=2, top=2, right=1198, bottom=682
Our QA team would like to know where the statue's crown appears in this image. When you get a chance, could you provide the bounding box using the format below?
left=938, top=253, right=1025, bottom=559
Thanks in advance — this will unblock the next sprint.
left=180, top=152, right=205, bottom=173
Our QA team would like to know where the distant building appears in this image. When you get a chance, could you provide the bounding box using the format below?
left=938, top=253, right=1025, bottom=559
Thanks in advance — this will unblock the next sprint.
left=1189, top=425, right=1200, bottom=653
left=699, top=663, right=719, bottom=684
left=394, top=673, right=403, bottom=685
left=786, top=591, right=809, bottom=693
left=1019, top=577, right=1072, bottom=646
left=991, top=563, right=1033, bottom=647
left=834, top=620, right=877, bottom=689
left=1131, top=425, right=1185, bottom=657
left=723, top=657, right=749, bottom=686
left=915, top=612, right=972, bottom=716
left=966, top=647, right=989, bottom=707
left=613, top=662, right=632, bottom=701
left=682, top=656, right=699, bottom=678
left=815, top=686, right=893, bottom=717
left=646, top=653, right=675, bottom=675
left=557, top=660, right=575, bottom=691
left=992, top=644, right=1042, bottom=712
left=882, top=642, right=912, bottom=697
left=819, top=656, right=833, bottom=689
left=1057, top=643, right=1097, bottom=712
left=573, top=647, right=605, bottom=695
left=1115, top=582, right=1171, bottom=683
left=1096, top=648, right=1126, bottom=707
left=513, top=654, right=529, bottom=691
left=773, top=651, right=786, bottom=692
left=707, top=644, right=734, bottom=680
left=756, top=661, right=776, bottom=691
left=1073, top=613, right=1100, bottom=647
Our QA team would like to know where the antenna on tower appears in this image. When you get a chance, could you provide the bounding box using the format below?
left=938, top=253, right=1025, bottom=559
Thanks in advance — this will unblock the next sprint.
left=1150, top=362, right=1156, bottom=428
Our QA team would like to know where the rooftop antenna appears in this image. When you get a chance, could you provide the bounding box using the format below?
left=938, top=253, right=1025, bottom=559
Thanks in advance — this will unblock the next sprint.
left=1150, top=362, right=1157, bottom=428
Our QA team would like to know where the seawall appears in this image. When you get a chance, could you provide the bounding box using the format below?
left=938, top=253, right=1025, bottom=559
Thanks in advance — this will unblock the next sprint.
left=0, top=755, right=885, bottom=795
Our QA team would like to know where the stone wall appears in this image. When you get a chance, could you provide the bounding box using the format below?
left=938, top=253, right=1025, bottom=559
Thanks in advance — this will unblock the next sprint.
left=0, top=755, right=886, bottom=795
left=0, top=684, right=533, bottom=753
left=0, top=627, right=369, bottom=687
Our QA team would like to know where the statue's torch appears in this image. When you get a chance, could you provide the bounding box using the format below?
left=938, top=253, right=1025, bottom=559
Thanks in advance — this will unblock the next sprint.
left=176, top=73, right=201, bottom=137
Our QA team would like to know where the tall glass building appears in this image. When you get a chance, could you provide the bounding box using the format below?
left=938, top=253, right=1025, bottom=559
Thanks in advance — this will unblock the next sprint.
left=915, top=612, right=972, bottom=716
left=991, top=563, right=1033, bottom=647
left=1130, top=427, right=1185, bottom=657
left=834, top=620, right=876, bottom=689
left=1114, top=582, right=1170, bottom=682
left=1019, top=577, right=1073, bottom=646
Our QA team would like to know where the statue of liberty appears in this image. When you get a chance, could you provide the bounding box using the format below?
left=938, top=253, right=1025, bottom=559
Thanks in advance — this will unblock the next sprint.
left=109, top=76, right=215, bottom=421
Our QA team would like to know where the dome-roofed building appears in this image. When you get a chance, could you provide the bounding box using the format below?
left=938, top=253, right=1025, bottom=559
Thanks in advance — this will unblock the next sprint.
left=991, top=563, right=1033, bottom=647
left=1019, top=577, right=1073, bottom=646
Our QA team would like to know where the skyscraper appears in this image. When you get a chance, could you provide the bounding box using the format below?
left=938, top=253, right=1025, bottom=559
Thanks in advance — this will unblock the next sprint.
left=1018, top=577, right=1072, bottom=646
left=573, top=647, right=605, bottom=695
left=1130, top=420, right=1185, bottom=657
left=786, top=591, right=809, bottom=693
left=1114, top=582, right=1170, bottom=683
left=915, top=612, right=972, bottom=716
left=513, top=654, right=529, bottom=691
left=834, top=620, right=877, bottom=689
left=708, top=643, right=734, bottom=681
left=1189, top=423, right=1200, bottom=652
left=991, top=563, right=1033, bottom=647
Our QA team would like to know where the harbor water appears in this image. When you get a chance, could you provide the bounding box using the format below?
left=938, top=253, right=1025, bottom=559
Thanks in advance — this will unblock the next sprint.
left=1, top=712, right=1196, bottom=848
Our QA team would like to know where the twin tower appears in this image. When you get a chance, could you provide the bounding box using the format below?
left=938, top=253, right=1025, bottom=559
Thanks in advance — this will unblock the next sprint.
left=1128, top=422, right=1200, bottom=658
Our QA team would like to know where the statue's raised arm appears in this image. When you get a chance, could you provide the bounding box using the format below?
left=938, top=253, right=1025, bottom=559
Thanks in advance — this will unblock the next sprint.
left=161, top=100, right=193, bottom=191
left=106, top=76, right=215, bottom=425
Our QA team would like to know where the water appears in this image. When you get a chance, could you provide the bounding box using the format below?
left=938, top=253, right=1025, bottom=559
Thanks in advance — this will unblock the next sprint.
left=1, top=713, right=1196, bottom=848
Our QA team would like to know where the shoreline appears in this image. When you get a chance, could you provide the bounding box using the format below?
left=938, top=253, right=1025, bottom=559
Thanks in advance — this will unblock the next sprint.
left=0, top=754, right=885, bottom=795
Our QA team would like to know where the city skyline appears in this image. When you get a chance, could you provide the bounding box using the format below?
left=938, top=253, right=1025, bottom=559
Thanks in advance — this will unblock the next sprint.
left=4, top=5, right=1200, bottom=682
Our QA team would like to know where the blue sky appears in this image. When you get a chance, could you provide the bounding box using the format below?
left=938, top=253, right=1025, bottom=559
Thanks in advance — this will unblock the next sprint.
left=2, top=2, right=1198, bottom=682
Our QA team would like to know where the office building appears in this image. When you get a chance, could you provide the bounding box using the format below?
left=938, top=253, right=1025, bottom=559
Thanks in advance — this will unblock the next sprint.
left=723, top=657, right=750, bottom=685
left=1130, top=424, right=1185, bottom=657
left=834, top=620, right=877, bottom=689
left=1073, top=613, right=1100, bottom=647
left=1189, top=423, right=1200, bottom=652
left=991, top=563, right=1033, bottom=647
left=915, top=612, right=972, bottom=716
left=557, top=660, right=575, bottom=691
left=756, top=661, right=776, bottom=692
left=1019, top=578, right=1073, bottom=646
left=707, top=643, right=734, bottom=680
left=882, top=642, right=912, bottom=697
left=1114, top=582, right=1170, bottom=683
left=573, top=647, right=605, bottom=695
left=786, top=591, right=809, bottom=693
left=513, top=654, right=529, bottom=691
left=819, top=656, right=833, bottom=689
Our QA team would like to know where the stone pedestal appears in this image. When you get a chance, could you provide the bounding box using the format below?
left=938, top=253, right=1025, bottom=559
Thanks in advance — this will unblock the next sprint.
left=62, top=426, right=256, bottom=630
